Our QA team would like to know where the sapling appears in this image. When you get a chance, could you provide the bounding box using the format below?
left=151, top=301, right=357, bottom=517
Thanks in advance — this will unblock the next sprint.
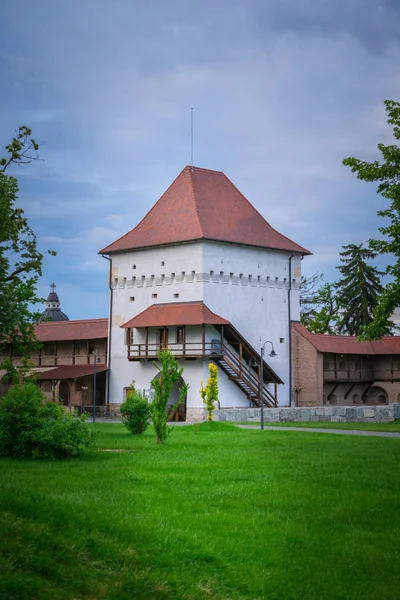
left=150, top=350, right=189, bottom=444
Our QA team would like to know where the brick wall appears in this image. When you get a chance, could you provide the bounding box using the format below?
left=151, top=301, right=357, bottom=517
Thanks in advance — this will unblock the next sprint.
left=292, top=326, right=322, bottom=406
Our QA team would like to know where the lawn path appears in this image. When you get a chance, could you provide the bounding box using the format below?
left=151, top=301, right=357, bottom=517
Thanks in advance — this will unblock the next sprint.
left=238, top=424, right=400, bottom=437
left=95, top=418, right=400, bottom=437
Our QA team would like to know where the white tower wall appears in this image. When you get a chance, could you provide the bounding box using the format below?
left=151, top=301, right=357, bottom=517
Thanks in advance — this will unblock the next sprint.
left=107, top=241, right=302, bottom=412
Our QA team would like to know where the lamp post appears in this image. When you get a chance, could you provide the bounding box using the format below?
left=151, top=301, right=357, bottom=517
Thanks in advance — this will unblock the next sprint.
left=92, top=351, right=101, bottom=423
left=81, top=385, right=88, bottom=415
left=260, top=341, right=277, bottom=430
left=248, top=356, right=257, bottom=406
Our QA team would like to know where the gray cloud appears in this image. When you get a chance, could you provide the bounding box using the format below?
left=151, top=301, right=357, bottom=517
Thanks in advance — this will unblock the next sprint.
left=1, top=0, right=400, bottom=317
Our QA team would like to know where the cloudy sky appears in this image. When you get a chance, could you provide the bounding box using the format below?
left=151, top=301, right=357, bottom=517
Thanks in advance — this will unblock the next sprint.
left=1, top=0, right=400, bottom=319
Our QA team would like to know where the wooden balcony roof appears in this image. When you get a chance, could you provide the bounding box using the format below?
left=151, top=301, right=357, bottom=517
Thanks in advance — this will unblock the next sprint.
left=36, top=364, right=108, bottom=380
left=121, top=302, right=230, bottom=329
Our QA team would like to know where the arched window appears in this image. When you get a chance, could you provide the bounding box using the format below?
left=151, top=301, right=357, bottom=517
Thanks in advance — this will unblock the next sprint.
left=365, top=386, right=388, bottom=405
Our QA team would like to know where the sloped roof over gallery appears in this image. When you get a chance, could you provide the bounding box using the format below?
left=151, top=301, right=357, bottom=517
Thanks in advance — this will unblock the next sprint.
left=99, top=166, right=311, bottom=255
left=121, top=302, right=230, bottom=329
left=292, top=323, right=400, bottom=355
left=36, top=364, right=108, bottom=380
left=35, top=319, right=108, bottom=342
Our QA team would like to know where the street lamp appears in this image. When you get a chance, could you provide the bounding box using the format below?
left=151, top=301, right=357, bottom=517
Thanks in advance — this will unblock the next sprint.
left=92, top=351, right=101, bottom=423
left=260, top=341, right=277, bottom=430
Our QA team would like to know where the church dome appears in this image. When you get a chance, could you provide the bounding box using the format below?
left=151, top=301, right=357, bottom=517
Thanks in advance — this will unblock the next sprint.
left=39, top=284, right=69, bottom=322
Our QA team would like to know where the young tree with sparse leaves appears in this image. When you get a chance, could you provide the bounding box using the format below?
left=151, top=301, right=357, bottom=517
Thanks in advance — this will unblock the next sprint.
left=334, top=243, right=391, bottom=336
left=343, top=100, right=400, bottom=339
left=0, top=127, right=55, bottom=360
left=150, top=350, right=189, bottom=444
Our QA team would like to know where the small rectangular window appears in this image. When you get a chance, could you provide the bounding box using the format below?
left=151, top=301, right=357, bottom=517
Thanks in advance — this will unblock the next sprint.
left=42, top=381, right=53, bottom=392
left=125, top=329, right=134, bottom=345
left=152, top=293, right=157, bottom=299
left=44, top=343, right=55, bottom=356
left=129, top=296, right=135, bottom=302
left=75, top=341, right=85, bottom=356
left=174, top=293, right=179, bottom=298
left=176, top=326, right=184, bottom=344
left=280, top=338, right=285, bottom=343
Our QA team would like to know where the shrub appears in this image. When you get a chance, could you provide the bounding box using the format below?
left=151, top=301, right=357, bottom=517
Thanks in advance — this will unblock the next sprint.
left=0, top=383, right=95, bottom=459
left=120, top=389, right=150, bottom=435
left=200, top=363, right=219, bottom=421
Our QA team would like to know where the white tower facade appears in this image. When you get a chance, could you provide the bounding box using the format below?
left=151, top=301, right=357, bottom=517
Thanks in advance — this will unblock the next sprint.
left=100, top=167, right=309, bottom=420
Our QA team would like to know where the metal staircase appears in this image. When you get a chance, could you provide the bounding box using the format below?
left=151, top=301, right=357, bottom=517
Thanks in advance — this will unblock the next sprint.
left=212, top=341, right=278, bottom=408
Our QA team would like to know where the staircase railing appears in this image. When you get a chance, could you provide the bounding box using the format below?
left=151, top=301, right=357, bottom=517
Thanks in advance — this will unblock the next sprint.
left=217, top=342, right=277, bottom=407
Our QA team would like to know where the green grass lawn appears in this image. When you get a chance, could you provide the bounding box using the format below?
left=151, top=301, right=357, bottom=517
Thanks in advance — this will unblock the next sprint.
left=1, top=422, right=400, bottom=600
left=235, top=420, right=400, bottom=432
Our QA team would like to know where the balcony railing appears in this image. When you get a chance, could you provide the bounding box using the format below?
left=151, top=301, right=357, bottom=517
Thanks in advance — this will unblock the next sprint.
left=9, top=353, right=108, bottom=368
left=324, top=368, right=400, bottom=382
left=128, top=342, right=218, bottom=360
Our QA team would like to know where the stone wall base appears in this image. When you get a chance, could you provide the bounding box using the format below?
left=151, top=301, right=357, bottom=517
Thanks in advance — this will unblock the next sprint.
left=213, top=404, right=400, bottom=423
left=109, top=403, right=122, bottom=417
left=106, top=403, right=400, bottom=423
left=186, top=408, right=210, bottom=422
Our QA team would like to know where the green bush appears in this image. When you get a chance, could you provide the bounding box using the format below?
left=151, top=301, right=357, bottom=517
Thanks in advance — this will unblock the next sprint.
left=0, top=383, right=95, bottom=459
left=120, top=390, right=150, bottom=435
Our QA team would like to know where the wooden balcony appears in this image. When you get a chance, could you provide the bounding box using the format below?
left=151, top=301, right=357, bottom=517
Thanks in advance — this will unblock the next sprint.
left=128, top=337, right=280, bottom=408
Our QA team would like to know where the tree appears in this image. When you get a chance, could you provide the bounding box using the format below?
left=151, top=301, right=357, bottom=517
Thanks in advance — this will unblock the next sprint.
left=0, top=127, right=55, bottom=358
left=300, top=271, right=325, bottom=327
left=334, top=243, right=390, bottom=336
left=150, top=350, right=189, bottom=444
left=300, top=273, right=340, bottom=334
left=343, top=100, right=400, bottom=339
left=304, top=282, right=340, bottom=334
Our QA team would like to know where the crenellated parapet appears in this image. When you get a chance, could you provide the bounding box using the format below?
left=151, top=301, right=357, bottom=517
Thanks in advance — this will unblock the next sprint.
left=111, top=270, right=301, bottom=291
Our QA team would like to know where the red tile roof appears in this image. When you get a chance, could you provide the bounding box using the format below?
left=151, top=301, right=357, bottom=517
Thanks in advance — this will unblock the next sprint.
left=292, top=323, right=400, bottom=355
left=36, top=364, right=108, bottom=380
left=99, top=166, right=311, bottom=255
left=122, top=302, right=230, bottom=329
left=35, top=319, right=108, bottom=342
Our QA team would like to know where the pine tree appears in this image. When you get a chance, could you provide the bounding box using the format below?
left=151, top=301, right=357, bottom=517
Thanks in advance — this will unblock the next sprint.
left=334, top=244, right=391, bottom=336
